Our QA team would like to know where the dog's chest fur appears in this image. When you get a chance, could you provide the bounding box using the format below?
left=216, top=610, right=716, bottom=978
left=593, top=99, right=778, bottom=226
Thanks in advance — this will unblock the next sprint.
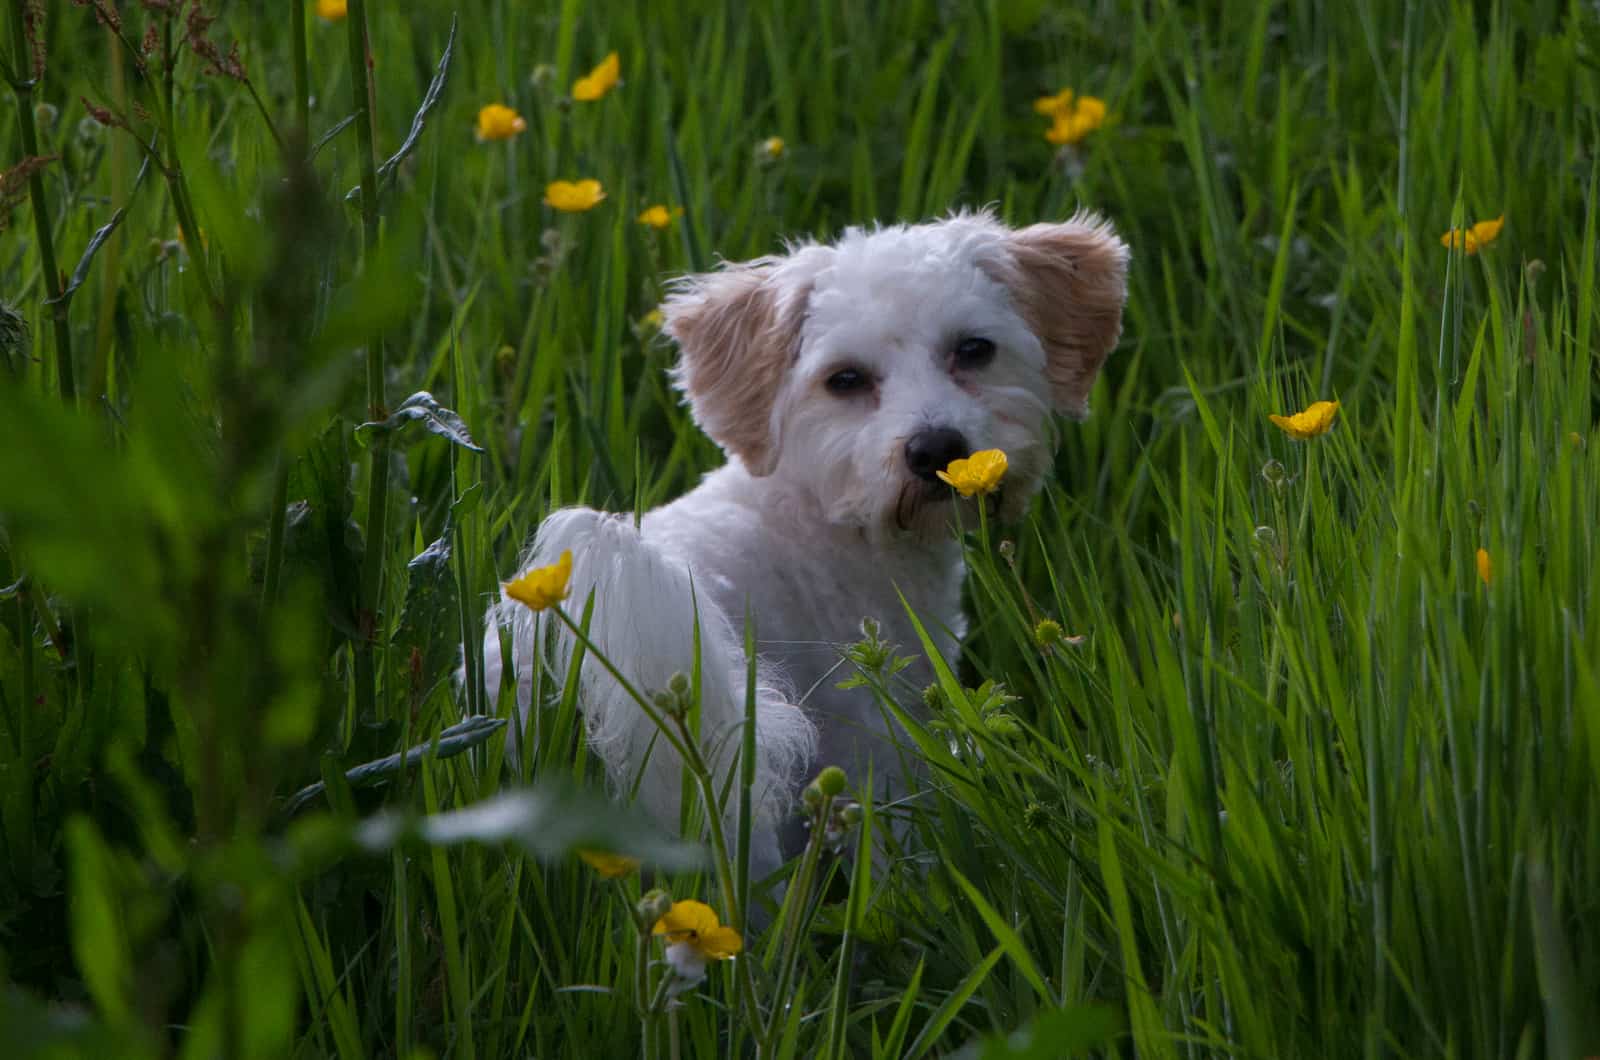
left=641, top=463, right=965, bottom=785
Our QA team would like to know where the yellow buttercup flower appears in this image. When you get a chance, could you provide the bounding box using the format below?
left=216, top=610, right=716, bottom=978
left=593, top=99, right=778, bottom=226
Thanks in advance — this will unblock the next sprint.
left=572, top=52, right=620, bottom=102
left=1043, top=94, right=1106, bottom=145
left=760, top=136, right=785, bottom=160
left=578, top=849, right=639, bottom=878
left=1033, top=88, right=1073, bottom=116
left=503, top=550, right=573, bottom=611
left=653, top=900, right=743, bottom=960
left=1269, top=400, right=1340, bottom=440
left=1476, top=548, right=1492, bottom=586
left=636, top=204, right=683, bottom=229
left=544, top=179, right=606, bottom=212
left=475, top=103, right=527, bottom=142
left=642, top=307, right=665, bottom=330
left=936, top=449, right=1009, bottom=498
left=1440, top=215, right=1504, bottom=255
left=315, top=0, right=347, bottom=19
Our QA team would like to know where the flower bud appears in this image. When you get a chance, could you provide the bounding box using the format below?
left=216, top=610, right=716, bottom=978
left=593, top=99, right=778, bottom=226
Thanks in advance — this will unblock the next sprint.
left=636, top=888, right=672, bottom=927
left=1033, top=618, right=1063, bottom=649
left=839, top=802, right=863, bottom=827
left=667, top=671, right=691, bottom=697
left=1261, top=458, right=1287, bottom=491
left=815, top=766, right=846, bottom=798
left=802, top=782, right=825, bottom=813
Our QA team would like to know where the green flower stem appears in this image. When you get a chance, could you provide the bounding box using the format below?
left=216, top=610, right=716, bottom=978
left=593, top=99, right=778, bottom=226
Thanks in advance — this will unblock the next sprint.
left=13, top=588, right=34, bottom=876
left=290, top=0, right=309, bottom=134
left=260, top=456, right=289, bottom=610
left=547, top=606, right=696, bottom=765
left=8, top=0, right=72, bottom=403
left=546, top=603, right=767, bottom=1037
left=550, top=600, right=769, bottom=1032
left=976, top=491, right=992, bottom=555
left=764, top=796, right=832, bottom=1044
left=637, top=927, right=655, bottom=1059
left=346, top=0, right=389, bottom=720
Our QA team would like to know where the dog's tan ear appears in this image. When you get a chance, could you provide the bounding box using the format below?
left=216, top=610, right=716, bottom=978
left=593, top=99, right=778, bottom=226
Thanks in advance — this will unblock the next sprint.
left=997, top=213, right=1130, bottom=418
left=662, top=261, right=804, bottom=476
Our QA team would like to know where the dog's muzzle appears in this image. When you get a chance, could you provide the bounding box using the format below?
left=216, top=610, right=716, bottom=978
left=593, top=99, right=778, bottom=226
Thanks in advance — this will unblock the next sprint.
left=903, top=427, right=970, bottom=483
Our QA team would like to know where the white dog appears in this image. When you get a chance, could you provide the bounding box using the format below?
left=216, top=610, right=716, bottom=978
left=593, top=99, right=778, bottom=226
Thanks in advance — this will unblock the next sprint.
left=482, top=209, right=1128, bottom=876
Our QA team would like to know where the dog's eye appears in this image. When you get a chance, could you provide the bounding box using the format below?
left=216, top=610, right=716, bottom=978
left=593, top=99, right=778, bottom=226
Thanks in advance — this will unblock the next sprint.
left=825, top=368, right=871, bottom=395
left=954, top=337, right=996, bottom=369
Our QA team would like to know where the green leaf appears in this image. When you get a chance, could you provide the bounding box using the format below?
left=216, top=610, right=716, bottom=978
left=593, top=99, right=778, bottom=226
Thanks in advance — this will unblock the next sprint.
left=971, top=1004, right=1122, bottom=1058
left=65, top=820, right=133, bottom=1027
left=345, top=16, right=459, bottom=205
left=353, top=780, right=704, bottom=872
left=354, top=391, right=484, bottom=453
left=280, top=714, right=505, bottom=816
left=390, top=527, right=459, bottom=699
left=945, top=864, right=1053, bottom=1004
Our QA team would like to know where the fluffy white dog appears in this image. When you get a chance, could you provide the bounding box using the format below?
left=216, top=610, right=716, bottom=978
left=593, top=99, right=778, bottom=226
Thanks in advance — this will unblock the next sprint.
left=482, top=209, right=1128, bottom=876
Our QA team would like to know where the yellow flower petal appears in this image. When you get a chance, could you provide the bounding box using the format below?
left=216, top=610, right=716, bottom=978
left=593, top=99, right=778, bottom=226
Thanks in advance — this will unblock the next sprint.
left=572, top=51, right=621, bottom=102
left=315, top=0, right=347, bottom=19
left=698, top=925, right=743, bottom=959
left=1268, top=400, right=1340, bottom=440
left=636, top=204, right=682, bottom=229
left=1043, top=95, right=1107, bottom=145
left=654, top=900, right=718, bottom=941
left=1032, top=88, right=1073, bottom=116
left=935, top=448, right=1009, bottom=497
left=544, top=179, right=606, bottom=213
left=503, top=550, right=573, bottom=611
left=1440, top=214, right=1504, bottom=255
left=760, top=136, right=785, bottom=159
left=1476, top=547, right=1492, bottom=586
left=1073, top=96, right=1107, bottom=124
left=652, top=900, right=742, bottom=960
left=577, top=849, right=639, bottom=878
left=475, top=103, right=527, bottom=142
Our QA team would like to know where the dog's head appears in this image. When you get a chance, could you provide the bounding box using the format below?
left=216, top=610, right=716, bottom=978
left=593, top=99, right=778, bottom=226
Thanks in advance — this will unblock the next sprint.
left=662, top=210, right=1129, bottom=538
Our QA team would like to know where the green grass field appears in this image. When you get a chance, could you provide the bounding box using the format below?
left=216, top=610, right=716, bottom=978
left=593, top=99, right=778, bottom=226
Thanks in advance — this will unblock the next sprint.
left=2, top=1, right=1598, bottom=1056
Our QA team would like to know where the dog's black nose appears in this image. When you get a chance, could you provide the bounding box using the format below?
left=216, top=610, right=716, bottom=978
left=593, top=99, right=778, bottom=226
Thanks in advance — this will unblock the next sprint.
left=904, top=428, right=971, bottom=483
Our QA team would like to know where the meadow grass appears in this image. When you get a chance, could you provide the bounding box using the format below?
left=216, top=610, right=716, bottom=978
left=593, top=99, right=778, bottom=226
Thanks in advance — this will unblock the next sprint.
left=1, top=0, right=1597, bottom=1056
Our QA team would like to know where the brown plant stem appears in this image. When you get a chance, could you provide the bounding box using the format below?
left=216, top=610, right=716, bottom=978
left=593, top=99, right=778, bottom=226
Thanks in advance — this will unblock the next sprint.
left=8, top=0, right=73, bottom=403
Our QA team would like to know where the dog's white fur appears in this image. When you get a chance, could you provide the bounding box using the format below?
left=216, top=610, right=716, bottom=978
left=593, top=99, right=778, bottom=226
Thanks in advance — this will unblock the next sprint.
left=481, top=209, right=1128, bottom=875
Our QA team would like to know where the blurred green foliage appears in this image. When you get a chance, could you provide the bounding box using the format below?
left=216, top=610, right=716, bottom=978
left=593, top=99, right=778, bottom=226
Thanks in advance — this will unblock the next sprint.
left=0, top=0, right=1597, bottom=1056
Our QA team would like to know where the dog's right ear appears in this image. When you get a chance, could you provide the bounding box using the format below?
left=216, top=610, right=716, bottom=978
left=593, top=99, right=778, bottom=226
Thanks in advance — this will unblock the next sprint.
left=995, top=212, right=1130, bottom=419
left=662, top=260, right=807, bottom=476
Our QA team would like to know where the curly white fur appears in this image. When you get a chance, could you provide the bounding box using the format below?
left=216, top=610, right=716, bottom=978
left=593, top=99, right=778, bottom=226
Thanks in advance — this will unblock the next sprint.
left=479, top=209, right=1129, bottom=879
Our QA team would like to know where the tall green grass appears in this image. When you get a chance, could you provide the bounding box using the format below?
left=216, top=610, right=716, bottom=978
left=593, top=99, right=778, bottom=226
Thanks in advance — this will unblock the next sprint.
left=1, top=0, right=1597, bottom=1056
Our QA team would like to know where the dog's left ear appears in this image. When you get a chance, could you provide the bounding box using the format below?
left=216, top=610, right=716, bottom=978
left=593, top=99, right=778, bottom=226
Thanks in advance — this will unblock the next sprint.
left=994, top=214, right=1130, bottom=418
left=662, top=260, right=807, bottom=476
